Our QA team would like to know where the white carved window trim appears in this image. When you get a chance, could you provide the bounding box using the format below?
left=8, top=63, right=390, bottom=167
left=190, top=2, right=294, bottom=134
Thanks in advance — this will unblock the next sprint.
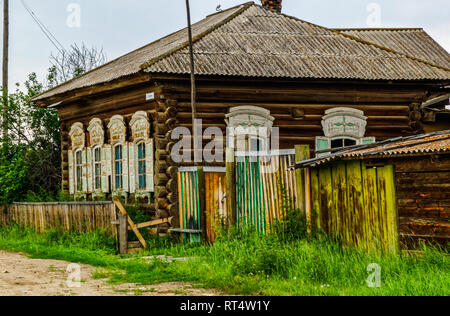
left=225, top=106, right=274, bottom=152
left=316, top=108, right=376, bottom=155
left=108, top=115, right=127, bottom=145
left=129, top=111, right=153, bottom=195
left=130, top=111, right=150, bottom=143
left=87, top=118, right=105, bottom=147
left=69, top=122, right=85, bottom=151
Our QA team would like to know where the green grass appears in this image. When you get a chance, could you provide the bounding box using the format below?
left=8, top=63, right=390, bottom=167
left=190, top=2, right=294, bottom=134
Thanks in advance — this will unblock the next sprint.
left=0, top=224, right=448, bottom=296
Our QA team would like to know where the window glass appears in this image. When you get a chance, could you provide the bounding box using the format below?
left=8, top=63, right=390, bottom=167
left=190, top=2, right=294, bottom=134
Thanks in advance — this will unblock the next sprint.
left=94, top=147, right=101, bottom=190
left=75, top=150, right=82, bottom=192
left=331, top=138, right=356, bottom=149
left=138, top=143, right=146, bottom=189
left=115, top=145, right=123, bottom=189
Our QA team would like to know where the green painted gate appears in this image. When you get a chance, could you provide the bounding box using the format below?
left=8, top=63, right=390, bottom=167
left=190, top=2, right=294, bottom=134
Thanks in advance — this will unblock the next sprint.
left=235, top=150, right=299, bottom=233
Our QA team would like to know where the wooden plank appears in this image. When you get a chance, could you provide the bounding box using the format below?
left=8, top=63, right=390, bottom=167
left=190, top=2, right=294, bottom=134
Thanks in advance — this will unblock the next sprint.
left=197, top=167, right=207, bottom=243
left=346, top=161, right=364, bottom=247
left=118, top=212, right=128, bottom=255
left=318, top=167, right=332, bottom=232
left=113, top=197, right=147, bottom=249
left=295, top=145, right=311, bottom=217
left=226, top=148, right=236, bottom=225
left=130, top=217, right=174, bottom=230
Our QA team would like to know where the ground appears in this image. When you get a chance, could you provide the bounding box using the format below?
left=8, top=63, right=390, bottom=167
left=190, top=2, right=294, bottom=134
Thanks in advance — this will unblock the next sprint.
left=0, top=250, right=222, bottom=296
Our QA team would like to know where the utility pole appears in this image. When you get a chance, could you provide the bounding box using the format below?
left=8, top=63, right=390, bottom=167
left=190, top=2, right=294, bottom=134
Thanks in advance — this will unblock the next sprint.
left=2, top=0, right=9, bottom=142
left=185, top=0, right=199, bottom=165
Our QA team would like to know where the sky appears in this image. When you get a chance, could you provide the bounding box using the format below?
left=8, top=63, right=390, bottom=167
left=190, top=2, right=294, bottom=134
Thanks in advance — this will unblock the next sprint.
left=2, top=0, right=450, bottom=88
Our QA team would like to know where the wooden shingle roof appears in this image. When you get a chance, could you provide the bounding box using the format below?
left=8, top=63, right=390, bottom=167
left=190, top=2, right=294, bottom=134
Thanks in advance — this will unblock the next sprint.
left=32, top=2, right=450, bottom=103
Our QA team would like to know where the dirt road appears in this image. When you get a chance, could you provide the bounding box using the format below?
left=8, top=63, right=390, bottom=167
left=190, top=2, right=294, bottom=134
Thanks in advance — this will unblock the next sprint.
left=0, top=250, right=221, bottom=296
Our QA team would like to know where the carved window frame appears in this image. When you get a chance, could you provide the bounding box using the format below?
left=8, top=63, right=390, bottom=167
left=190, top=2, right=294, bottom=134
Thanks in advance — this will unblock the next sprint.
left=225, top=106, right=275, bottom=153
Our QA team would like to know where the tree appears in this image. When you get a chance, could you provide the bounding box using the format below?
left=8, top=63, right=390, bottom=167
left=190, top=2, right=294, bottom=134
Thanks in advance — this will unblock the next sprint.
left=47, top=43, right=106, bottom=87
left=0, top=43, right=107, bottom=203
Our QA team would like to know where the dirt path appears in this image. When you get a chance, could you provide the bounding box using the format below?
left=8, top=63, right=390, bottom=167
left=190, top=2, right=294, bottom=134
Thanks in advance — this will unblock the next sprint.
left=0, top=250, right=222, bottom=296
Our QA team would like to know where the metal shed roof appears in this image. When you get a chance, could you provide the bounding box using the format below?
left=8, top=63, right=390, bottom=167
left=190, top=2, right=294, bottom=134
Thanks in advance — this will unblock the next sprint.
left=296, top=130, right=450, bottom=168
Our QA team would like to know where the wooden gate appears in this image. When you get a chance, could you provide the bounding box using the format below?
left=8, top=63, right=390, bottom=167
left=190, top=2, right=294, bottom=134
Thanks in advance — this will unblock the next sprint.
left=235, top=150, right=299, bottom=233
left=177, top=167, right=227, bottom=243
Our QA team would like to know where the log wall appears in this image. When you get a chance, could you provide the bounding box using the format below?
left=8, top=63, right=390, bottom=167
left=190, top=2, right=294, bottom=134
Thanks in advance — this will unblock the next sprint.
left=57, top=77, right=431, bottom=225
left=392, top=155, right=450, bottom=249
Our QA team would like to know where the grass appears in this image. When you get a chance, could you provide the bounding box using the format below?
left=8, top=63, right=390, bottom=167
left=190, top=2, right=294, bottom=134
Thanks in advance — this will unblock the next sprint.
left=0, top=223, right=448, bottom=296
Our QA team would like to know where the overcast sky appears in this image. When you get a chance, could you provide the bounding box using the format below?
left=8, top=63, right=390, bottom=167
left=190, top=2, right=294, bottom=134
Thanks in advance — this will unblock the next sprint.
left=3, top=0, right=450, bottom=88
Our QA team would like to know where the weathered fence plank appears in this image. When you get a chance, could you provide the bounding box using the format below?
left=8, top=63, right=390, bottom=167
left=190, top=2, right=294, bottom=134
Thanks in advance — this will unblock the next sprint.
left=0, top=202, right=117, bottom=237
left=310, top=161, right=399, bottom=253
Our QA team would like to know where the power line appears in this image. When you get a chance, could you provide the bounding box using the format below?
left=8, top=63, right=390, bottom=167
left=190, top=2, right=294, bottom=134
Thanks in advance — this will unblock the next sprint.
left=20, top=0, right=66, bottom=55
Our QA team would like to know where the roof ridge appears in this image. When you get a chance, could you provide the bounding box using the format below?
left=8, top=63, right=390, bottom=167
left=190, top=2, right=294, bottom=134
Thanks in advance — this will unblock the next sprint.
left=249, top=3, right=450, bottom=73
left=139, top=2, right=253, bottom=70
left=333, top=27, right=424, bottom=32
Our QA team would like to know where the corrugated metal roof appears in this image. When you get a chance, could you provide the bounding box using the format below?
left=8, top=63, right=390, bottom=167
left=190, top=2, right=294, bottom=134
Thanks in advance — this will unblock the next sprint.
left=296, top=130, right=450, bottom=168
left=32, top=2, right=450, bottom=103
left=335, top=28, right=450, bottom=69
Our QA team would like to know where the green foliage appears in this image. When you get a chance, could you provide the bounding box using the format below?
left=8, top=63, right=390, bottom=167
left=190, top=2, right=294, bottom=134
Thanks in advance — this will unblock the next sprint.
left=0, top=44, right=107, bottom=203
left=0, top=148, right=28, bottom=203
left=0, top=73, right=61, bottom=203
left=271, top=179, right=310, bottom=242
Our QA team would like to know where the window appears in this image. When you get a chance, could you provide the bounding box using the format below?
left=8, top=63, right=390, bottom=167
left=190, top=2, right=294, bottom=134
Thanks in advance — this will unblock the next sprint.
left=114, top=145, right=123, bottom=189
left=93, top=147, right=102, bottom=190
left=226, top=106, right=274, bottom=152
left=137, top=142, right=146, bottom=190
left=331, top=138, right=357, bottom=149
left=75, top=150, right=83, bottom=192
left=316, top=108, right=375, bottom=156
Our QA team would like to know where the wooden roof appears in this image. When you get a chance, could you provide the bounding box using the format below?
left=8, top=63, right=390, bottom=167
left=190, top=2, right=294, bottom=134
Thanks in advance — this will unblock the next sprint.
left=32, top=2, right=450, bottom=104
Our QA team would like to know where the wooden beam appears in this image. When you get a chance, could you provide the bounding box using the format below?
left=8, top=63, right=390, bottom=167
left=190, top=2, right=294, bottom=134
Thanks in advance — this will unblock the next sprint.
left=197, top=166, right=207, bottom=243
left=129, top=217, right=174, bottom=230
left=226, top=148, right=236, bottom=225
left=113, top=197, right=147, bottom=249
left=118, top=212, right=128, bottom=255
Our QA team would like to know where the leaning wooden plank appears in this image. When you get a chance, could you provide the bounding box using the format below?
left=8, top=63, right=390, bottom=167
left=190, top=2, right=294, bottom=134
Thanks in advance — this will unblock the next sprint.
left=113, top=197, right=147, bottom=249
left=130, top=217, right=174, bottom=230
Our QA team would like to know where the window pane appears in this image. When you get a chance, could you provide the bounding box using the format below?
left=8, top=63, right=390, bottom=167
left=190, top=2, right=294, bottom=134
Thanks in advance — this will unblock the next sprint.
left=95, top=148, right=101, bottom=162
left=331, top=139, right=344, bottom=149
left=345, top=139, right=357, bottom=147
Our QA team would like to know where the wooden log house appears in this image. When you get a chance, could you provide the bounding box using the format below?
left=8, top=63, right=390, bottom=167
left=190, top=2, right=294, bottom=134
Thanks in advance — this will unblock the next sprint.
left=31, top=1, right=450, bottom=230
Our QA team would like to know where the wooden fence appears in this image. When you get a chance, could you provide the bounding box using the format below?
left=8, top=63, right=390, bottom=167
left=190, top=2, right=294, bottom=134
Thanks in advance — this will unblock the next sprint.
left=177, top=167, right=202, bottom=242
left=310, top=161, right=399, bottom=253
left=235, top=150, right=299, bottom=233
left=1, top=202, right=118, bottom=237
